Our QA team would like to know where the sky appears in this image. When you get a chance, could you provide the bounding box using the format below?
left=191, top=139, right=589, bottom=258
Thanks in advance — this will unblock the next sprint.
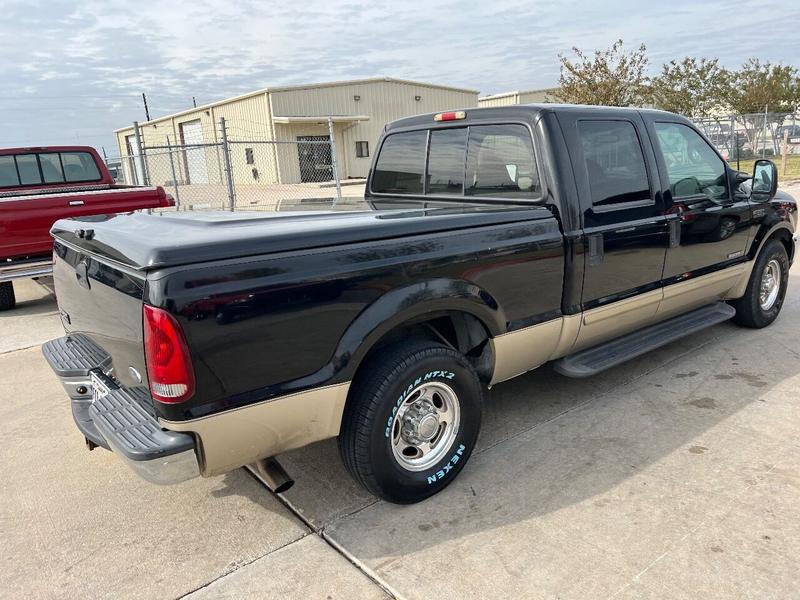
left=1, top=0, right=798, bottom=157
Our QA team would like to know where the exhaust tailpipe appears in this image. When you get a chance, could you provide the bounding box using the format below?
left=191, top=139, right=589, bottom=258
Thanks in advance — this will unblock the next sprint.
left=254, top=457, right=294, bottom=494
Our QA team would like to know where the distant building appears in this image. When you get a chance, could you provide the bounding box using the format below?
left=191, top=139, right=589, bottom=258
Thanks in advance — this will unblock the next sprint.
left=478, top=88, right=559, bottom=107
left=115, top=77, right=478, bottom=186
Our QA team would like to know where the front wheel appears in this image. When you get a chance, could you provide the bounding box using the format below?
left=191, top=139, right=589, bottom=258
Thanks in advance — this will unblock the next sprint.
left=731, top=240, right=789, bottom=328
left=0, top=281, right=16, bottom=311
left=339, top=340, right=483, bottom=504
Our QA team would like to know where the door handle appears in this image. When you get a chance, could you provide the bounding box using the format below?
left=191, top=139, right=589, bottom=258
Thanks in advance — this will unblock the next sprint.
left=69, top=200, right=85, bottom=206
left=588, top=233, right=604, bottom=266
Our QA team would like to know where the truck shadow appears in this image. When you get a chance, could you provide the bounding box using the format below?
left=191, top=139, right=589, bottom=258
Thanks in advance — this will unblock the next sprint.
left=266, top=303, right=799, bottom=559
left=0, top=279, right=58, bottom=319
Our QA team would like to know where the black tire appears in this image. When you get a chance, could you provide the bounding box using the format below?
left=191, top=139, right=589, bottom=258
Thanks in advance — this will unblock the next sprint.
left=0, top=281, right=15, bottom=311
left=339, top=340, right=483, bottom=504
left=731, top=240, right=789, bottom=328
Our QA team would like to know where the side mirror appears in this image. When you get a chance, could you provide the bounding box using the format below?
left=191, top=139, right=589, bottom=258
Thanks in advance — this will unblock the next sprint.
left=751, top=159, right=778, bottom=203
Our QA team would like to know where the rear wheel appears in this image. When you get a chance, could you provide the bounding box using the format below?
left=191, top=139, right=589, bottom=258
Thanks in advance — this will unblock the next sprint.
left=0, top=282, right=15, bottom=311
left=731, top=240, right=789, bottom=328
left=339, top=340, right=483, bottom=504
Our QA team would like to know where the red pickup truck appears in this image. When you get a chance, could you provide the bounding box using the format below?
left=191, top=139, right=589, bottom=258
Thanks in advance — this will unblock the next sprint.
left=0, top=146, right=173, bottom=310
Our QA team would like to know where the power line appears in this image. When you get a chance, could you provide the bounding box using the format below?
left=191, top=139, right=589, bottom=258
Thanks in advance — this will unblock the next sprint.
left=0, top=94, right=142, bottom=99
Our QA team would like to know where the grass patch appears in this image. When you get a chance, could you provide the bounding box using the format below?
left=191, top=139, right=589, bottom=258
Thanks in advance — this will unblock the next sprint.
left=729, top=154, right=800, bottom=182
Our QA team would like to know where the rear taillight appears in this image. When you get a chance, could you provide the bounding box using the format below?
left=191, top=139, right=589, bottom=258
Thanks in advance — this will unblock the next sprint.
left=143, top=305, right=195, bottom=404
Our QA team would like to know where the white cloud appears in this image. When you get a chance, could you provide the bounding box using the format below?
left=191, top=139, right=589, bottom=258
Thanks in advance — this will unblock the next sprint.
left=0, top=0, right=797, bottom=151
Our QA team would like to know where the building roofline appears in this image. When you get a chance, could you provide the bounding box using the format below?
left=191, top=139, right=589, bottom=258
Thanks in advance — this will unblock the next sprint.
left=115, top=77, right=480, bottom=133
left=479, top=87, right=559, bottom=101
left=478, top=91, right=520, bottom=101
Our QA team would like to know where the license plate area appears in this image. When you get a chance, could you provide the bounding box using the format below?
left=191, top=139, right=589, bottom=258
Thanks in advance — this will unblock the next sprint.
left=90, top=371, right=112, bottom=403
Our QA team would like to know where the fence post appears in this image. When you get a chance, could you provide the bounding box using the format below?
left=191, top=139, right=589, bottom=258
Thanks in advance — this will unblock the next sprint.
left=166, top=136, right=181, bottom=211
left=781, top=130, right=789, bottom=178
left=327, top=116, right=343, bottom=204
left=133, top=120, right=152, bottom=214
left=219, top=117, right=236, bottom=211
left=133, top=121, right=150, bottom=186
left=731, top=114, right=738, bottom=171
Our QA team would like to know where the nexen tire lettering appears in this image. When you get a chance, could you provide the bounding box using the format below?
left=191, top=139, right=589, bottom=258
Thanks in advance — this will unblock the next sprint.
left=427, top=443, right=466, bottom=484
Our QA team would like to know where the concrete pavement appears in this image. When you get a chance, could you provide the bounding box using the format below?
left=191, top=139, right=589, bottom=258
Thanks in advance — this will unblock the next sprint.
left=1, top=256, right=799, bottom=599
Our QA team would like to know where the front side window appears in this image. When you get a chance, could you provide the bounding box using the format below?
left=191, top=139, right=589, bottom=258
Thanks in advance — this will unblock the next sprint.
left=371, top=131, right=427, bottom=194
left=466, top=124, right=540, bottom=198
left=427, top=128, right=467, bottom=195
left=578, top=120, right=650, bottom=207
left=654, top=122, right=727, bottom=201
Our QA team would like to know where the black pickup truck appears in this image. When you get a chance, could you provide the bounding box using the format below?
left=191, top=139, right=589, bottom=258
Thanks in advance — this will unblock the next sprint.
left=43, top=105, right=797, bottom=503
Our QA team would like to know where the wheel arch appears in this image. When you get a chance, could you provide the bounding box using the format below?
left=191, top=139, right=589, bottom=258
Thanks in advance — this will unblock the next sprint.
left=750, top=221, right=795, bottom=264
left=333, top=278, right=504, bottom=387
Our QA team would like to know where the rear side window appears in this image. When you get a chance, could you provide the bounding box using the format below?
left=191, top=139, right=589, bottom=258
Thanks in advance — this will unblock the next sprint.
left=61, top=152, right=101, bottom=182
left=578, top=120, right=650, bottom=207
left=466, top=125, right=540, bottom=198
left=371, top=131, right=427, bottom=194
left=427, top=128, right=467, bottom=195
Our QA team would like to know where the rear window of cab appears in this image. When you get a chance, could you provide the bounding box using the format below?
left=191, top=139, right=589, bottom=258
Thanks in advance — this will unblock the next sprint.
left=371, top=124, right=541, bottom=200
left=0, top=151, right=102, bottom=188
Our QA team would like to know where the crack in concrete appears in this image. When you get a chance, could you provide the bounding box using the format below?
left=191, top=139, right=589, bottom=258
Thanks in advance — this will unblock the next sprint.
left=605, top=459, right=782, bottom=600
left=242, top=467, right=397, bottom=599
left=176, top=530, right=314, bottom=599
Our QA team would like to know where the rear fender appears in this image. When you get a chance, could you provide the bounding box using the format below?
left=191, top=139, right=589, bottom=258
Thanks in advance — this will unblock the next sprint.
left=332, top=278, right=505, bottom=381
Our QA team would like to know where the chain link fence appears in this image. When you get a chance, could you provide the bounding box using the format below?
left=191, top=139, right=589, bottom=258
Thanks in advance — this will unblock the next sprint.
left=109, top=117, right=367, bottom=212
left=691, top=112, right=800, bottom=178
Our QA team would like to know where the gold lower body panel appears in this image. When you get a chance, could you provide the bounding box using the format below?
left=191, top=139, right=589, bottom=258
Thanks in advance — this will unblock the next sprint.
left=490, top=261, right=754, bottom=384
left=162, top=382, right=350, bottom=476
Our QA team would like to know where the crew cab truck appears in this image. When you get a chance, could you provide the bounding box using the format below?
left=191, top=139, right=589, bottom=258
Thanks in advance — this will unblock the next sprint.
left=42, top=106, right=797, bottom=504
left=0, top=146, right=173, bottom=310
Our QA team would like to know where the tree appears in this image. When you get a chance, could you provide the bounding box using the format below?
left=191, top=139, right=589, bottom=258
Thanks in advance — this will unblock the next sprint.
left=649, top=57, right=731, bottom=117
left=726, top=59, right=800, bottom=156
left=554, top=39, right=649, bottom=106
left=726, top=59, right=799, bottom=115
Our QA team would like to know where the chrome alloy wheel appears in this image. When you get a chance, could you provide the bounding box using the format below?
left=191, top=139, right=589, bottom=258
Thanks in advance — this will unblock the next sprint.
left=759, top=259, right=782, bottom=311
left=390, top=381, right=461, bottom=472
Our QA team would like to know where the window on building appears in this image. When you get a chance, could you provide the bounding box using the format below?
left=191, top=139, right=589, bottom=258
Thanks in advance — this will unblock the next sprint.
left=427, top=128, right=467, bottom=195
left=245, top=148, right=255, bottom=165
left=466, top=124, right=540, bottom=198
left=577, top=120, right=650, bottom=207
left=16, top=154, right=42, bottom=185
left=0, top=156, right=20, bottom=187
left=371, top=131, right=427, bottom=194
left=355, top=141, right=369, bottom=158
left=61, top=152, right=101, bottom=182
left=39, top=153, right=65, bottom=183
left=654, top=122, right=728, bottom=201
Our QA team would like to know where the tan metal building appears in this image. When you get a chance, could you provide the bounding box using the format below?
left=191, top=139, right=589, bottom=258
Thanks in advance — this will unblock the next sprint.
left=115, top=77, right=478, bottom=186
left=478, top=88, right=559, bottom=108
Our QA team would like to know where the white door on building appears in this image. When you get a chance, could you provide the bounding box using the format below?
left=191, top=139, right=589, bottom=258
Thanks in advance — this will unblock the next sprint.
left=180, top=119, right=209, bottom=184
left=125, top=134, right=144, bottom=185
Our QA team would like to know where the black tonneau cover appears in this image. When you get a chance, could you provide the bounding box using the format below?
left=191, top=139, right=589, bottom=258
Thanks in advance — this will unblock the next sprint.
left=50, top=207, right=552, bottom=271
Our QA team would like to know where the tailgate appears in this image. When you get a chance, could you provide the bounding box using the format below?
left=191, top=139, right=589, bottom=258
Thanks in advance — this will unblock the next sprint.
left=53, top=240, right=148, bottom=390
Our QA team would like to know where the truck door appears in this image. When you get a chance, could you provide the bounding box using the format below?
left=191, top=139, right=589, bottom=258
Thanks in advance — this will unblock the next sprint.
left=643, top=117, right=752, bottom=293
left=558, top=112, right=670, bottom=350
